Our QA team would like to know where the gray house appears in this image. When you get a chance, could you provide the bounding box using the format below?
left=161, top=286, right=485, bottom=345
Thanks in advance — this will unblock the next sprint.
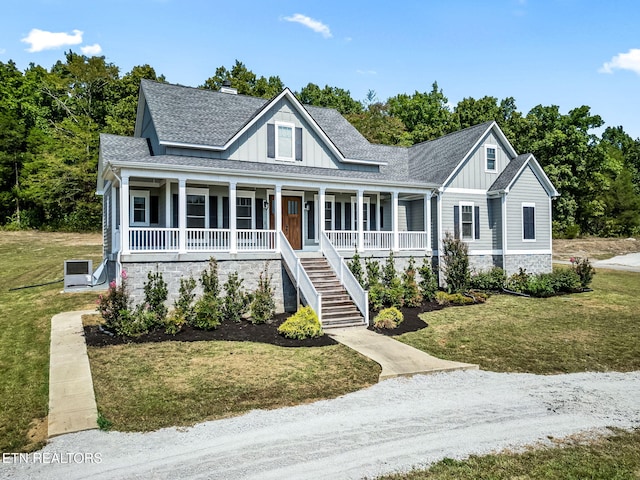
left=98, top=80, right=558, bottom=327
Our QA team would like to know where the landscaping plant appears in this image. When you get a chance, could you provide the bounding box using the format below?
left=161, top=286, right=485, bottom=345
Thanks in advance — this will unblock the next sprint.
left=570, top=256, right=596, bottom=288
left=373, top=307, right=404, bottom=329
left=365, top=256, right=381, bottom=289
left=348, top=249, right=365, bottom=287
left=142, top=269, right=168, bottom=326
left=277, top=306, right=323, bottom=339
left=250, top=264, right=276, bottom=324
left=441, top=232, right=470, bottom=293
left=401, top=257, right=423, bottom=307
left=223, top=272, right=251, bottom=323
left=166, top=276, right=197, bottom=334
left=96, top=270, right=132, bottom=334
left=418, top=256, right=438, bottom=301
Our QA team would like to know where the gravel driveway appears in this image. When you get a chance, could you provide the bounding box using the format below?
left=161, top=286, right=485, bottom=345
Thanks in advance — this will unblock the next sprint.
left=4, top=370, right=639, bottom=479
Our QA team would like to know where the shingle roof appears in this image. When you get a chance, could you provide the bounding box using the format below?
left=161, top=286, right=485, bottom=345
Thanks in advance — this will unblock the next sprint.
left=100, top=134, right=151, bottom=162
left=489, top=153, right=530, bottom=192
left=407, top=121, right=494, bottom=184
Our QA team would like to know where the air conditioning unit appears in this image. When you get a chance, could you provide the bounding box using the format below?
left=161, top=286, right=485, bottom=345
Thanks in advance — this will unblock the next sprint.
left=64, top=260, right=93, bottom=291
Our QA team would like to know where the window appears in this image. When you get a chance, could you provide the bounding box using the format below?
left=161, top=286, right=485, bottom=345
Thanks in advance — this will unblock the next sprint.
left=130, top=190, right=149, bottom=226
left=523, top=203, right=536, bottom=241
left=276, top=122, right=294, bottom=160
left=351, top=197, right=371, bottom=231
left=454, top=203, right=479, bottom=241
left=236, top=196, right=253, bottom=229
left=313, top=195, right=335, bottom=242
left=324, top=200, right=334, bottom=231
left=186, top=188, right=208, bottom=228
left=461, top=204, right=473, bottom=239
left=486, top=145, right=497, bottom=172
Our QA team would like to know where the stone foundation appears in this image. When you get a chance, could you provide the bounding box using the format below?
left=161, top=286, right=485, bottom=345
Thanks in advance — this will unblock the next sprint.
left=504, top=254, right=552, bottom=277
left=468, top=254, right=503, bottom=273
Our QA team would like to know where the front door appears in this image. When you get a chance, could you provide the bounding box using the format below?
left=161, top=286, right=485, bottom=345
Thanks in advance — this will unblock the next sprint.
left=270, top=195, right=303, bottom=249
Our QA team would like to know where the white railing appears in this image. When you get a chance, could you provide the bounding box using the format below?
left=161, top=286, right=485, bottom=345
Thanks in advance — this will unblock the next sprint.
left=399, top=231, right=430, bottom=250
left=129, top=228, right=179, bottom=252
left=279, top=232, right=322, bottom=322
left=321, top=232, right=369, bottom=326
left=325, top=230, right=358, bottom=250
left=363, top=231, right=393, bottom=250
left=237, top=229, right=276, bottom=251
left=187, top=228, right=230, bottom=251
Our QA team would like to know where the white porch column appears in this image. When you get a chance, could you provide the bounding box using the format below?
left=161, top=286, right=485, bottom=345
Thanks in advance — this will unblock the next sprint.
left=275, top=184, right=282, bottom=252
left=425, top=192, right=431, bottom=251
left=165, top=180, right=172, bottom=228
left=377, top=192, right=381, bottom=231
left=437, top=191, right=444, bottom=286
left=392, top=191, right=399, bottom=252
left=319, top=187, right=326, bottom=241
left=357, top=188, right=364, bottom=252
left=111, top=184, right=118, bottom=254
left=178, top=179, right=187, bottom=254
left=229, top=181, right=237, bottom=254
left=121, top=175, right=130, bottom=255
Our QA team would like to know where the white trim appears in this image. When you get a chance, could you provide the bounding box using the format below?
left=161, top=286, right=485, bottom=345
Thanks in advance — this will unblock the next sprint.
left=314, top=193, right=335, bottom=242
left=275, top=121, right=295, bottom=162
left=468, top=249, right=503, bottom=255
left=350, top=195, right=371, bottom=232
left=129, top=190, right=150, bottom=227
left=442, top=187, right=487, bottom=195
left=236, top=190, right=256, bottom=230
left=459, top=201, right=475, bottom=242
left=186, top=187, right=209, bottom=229
left=522, top=202, right=536, bottom=242
left=485, top=144, right=497, bottom=173
left=505, top=249, right=552, bottom=255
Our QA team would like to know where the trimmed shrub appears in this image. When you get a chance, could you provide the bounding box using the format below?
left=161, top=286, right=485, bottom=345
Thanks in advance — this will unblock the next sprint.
left=441, top=232, right=470, bottom=293
left=525, top=274, right=555, bottom=297
left=167, top=276, right=197, bottom=334
left=192, top=296, right=224, bottom=330
left=143, top=269, right=168, bottom=327
left=348, top=250, right=365, bottom=287
left=506, top=268, right=530, bottom=293
left=117, top=306, right=156, bottom=337
left=382, top=252, right=397, bottom=287
left=435, top=291, right=474, bottom=306
left=402, top=257, right=423, bottom=307
left=470, top=267, right=506, bottom=291
left=223, top=272, right=251, bottom=323
left=365, top=256, right=381, bottom=289
left=277, top=306, right=323, bottom=339
left=570, top=257, right=595, bottom=288
left=373, top=307, right=404, bottom=329
left=418, top=256, right=438, bottom=301
left=548, top=268, right=582, bottom=293
left=97, top=270, right=131, bottom=335
left=250, top=265, right=276, bottom=324
left=201, top=257, right=220, bottom=296
left=435, top=291, right=450, bottom=306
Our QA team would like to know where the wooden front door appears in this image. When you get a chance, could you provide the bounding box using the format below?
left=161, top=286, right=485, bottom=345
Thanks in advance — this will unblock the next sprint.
left=270, top=195, right=303, bottom=249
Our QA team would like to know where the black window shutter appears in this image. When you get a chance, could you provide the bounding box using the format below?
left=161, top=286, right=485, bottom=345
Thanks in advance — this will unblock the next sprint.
left=474, top=206, right=480, bottom=240
left=335, top=202, right=342, bottom=230
left=255, top=198, right=263, bottom=229
left=345, top=202, right=352, bottom=230
left=172, top=194, right=178, bottom=228
left=453, top=205, right=460, bottom=239
left=222, top=196, right=229, bottom=229
left=267, top=123, right=275, bottom=158
left=209, top=196, right=218, bottom=228
left=307, top=200, right=315, bottom=239
left=150, top=195, right=159, bottom=224
left=295, top=127, right=303, bottom=161
left=380, top=205, right=384, bottom=229
left=370, top=203, right=376, bottom=231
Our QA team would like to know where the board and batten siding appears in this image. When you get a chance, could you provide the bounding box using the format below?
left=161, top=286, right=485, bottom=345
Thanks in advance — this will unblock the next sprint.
left=440, top=192, right=500, bottom=252
left=141, top=104, right=165, bottom=155
left=505, top=166, right=551, bottom=251
left=447, top=133, right=514, bottom=190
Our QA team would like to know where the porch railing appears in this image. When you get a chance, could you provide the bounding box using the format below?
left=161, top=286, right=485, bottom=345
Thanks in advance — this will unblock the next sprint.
left=187, top=228, right=230, bottom=251
left=237, top=229, right=276, bottom=251
left=398, top=231, right=430, bottom=250
left=129, top=228, right=179, bottom=252
left=279, top=232, right=322, bottom=322
left=320, top=232, right=369, bottom=326
left=325, top=230, right=358, bottom=250
left=364, top=231, right=393, bottom=250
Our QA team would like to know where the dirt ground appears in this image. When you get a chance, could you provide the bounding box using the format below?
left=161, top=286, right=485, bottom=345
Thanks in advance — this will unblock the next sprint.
left=553, top=237, right=640, bottom=261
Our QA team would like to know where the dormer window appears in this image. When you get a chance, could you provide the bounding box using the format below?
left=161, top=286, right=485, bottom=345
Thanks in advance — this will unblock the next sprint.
left=267, top=122, right=303, bottom=161
left=486, top=145, right=497, bottom=172
left=276, top=122, right=294, bottom=160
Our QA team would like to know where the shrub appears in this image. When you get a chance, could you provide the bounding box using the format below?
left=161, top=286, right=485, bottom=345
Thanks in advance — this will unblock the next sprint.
left=97, top=270, right=131, bottom=334
left=365, top=256, right=381, bottom=289
left=435, top=291, right=450, bottom=306
left=201, top=257, right=220, bottom=296
left=570, top=257, right=595, bottom=288
left=402, top=257, right=423, bottom=307
left=548, top=268, right=581, bottom=293
left=418, top=256, right=438, bottom=301
left=382, top=252, right=397, bottom=287
left=168, top=276, right=197, bottom=334
left=525, top=274, right=555, bottom=297
left=470, top=267, right=506, bottom=291
left=143, top=269, right=168, bottom=326
left=506, top=268, right=530, bottom=293
left=434, top=291, right=474, bottom=306
left=277, top=306, right=323, bottom=339
left=250, top=265, right=276, bottom=324
left=441, top=232, right=470, bottom=293
left=223, top=272, right=250, bottom=322
left=192, top=295, right=224, bottom=330
left=348, top=249, right=365, bottom=287
left=368, top=283, right=385, bottom=311
left=373, top=307, right=404, bottom=329
left=117, top=305, right=156, bottom=337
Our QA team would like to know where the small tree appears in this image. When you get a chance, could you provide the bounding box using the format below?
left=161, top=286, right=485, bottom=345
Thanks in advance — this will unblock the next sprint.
left=441, top=232, right=470, bottom=293
left=96, top=270, right=131, bottom=333
left=418, top=256, right=438, bottom=301
left=223, top=272, right=250, bottom=322
left=250, top=264, right=276, bottom=324
left=192, top=259, right=223, bottom=330
left=365, top=256, right=381, bottom=289
left=382, top=251, right=397, bottom=287
left=167, top=276, right=197, bottom=333
left=143, top=268, right=168, bottom=326
left=201, top=257, right=220, bottom=296
left=570, top=257, right=596, bottom=288
left=402, top=257, right=423, bottom=307
left=348, top=249, right=365, bottom=287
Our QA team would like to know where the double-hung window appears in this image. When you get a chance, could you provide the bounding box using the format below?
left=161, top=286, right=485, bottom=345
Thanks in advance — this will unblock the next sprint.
left=461, top=204, right=473, bottom=240
left=454, top=202, right=479, bottom=241
left=276, top=122, right=294, bottom=160
left=486, top=145, right=497, bottom=172
left=351, top=197, right=370, bottom=231
left=186, top=188, right=209, bottom=228
left=523, top=203, right=536, bottom=241
left=130, top=190, right=149, bottom=226
left=236, top=194, right=255, bottom=229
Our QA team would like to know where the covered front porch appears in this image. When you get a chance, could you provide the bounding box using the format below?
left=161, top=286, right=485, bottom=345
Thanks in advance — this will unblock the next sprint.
left=105, top=172, right=434, bottom=257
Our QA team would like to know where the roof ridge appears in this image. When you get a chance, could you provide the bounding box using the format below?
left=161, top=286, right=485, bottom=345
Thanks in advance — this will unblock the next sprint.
left=409, top=120, right=494, bottom=149
left=140, top=78, right=271, bottom=102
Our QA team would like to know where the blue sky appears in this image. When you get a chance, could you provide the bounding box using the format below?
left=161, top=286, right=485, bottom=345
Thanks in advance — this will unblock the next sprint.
left=2, top=0, right=640, bottom=138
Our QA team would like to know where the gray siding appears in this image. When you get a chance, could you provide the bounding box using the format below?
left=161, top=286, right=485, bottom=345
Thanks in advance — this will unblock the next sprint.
left=407, top=199, right=425, bottom=231
left=506, top=166, right=551, bottom=251
left=447, top=132, right=514, bottom=190
left=489, top=197, right=502, bottom=249
left=440, top=192, right=499, bottom=252
left=397, top=201, right=408, bottom=231
left=431, top=196, right=438, bottom=249
left=103, top=182, right=112, bottom=257
left=141, top=104, right=164, bottom=155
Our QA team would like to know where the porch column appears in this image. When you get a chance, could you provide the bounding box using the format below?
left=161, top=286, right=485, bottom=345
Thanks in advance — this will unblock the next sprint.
left=392, top=191, right=399, bottom=252
left=229, top=181, right=237, bottom=254
left=357, top=188, right=364, bottom=252
left=111, top=184, right=118, bottom=254
left=377, top=192, right=381, bottom=231
left=165, top=180, right=172, bottom=228
left=319, top=187, right=326, bottom=241
left=275, top=184, right=282, bottom=252
left=121, top=175, right=130, bottom=255
left=178, top=179, right=187, bottom=254
left=425, top=192, right=431, bottom=251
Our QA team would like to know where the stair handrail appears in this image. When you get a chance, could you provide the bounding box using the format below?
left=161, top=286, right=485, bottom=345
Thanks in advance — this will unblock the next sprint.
left=320, top=232, right=369, bottom=326
left=279, top=232, right=322, bottom=322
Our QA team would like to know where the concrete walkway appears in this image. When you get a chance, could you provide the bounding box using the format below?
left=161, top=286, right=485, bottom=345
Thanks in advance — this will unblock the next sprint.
left=328, top=327, right=478, bottom=380
left=48, top=310, right=98, bottom=438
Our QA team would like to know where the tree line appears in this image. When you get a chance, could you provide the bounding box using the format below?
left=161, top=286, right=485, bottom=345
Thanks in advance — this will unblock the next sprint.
left=1, top=54, right=639, bottom=236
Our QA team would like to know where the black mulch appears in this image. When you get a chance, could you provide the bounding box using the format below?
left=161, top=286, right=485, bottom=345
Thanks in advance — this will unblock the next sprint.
left=368, top=301, right=446, bottom=336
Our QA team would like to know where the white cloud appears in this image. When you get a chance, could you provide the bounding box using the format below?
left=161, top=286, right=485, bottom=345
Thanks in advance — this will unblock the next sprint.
left=599, top=48, right=640, bottom=75
left=21, top=28, right=83, bottom=52
left=81, top=43, right=102, bottom=55
left=283, top=14, right=332, bottom=38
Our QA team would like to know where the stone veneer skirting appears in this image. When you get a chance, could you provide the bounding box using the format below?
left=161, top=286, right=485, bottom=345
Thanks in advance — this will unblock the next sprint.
left=504, top=253, right=553, bottom=277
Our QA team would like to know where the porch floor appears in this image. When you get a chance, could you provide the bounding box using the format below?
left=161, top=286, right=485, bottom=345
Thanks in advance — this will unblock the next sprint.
left=327, top=327, right=478, bottom=380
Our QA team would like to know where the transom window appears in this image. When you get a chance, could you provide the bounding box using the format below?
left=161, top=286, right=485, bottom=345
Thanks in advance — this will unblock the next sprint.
left=130, top=190, right=149, bottom=226
left=276, top=122, right=294, bottom=160
left=461, top=204, right=473, bottom=239
left=486, top=145, right=497, bottom=171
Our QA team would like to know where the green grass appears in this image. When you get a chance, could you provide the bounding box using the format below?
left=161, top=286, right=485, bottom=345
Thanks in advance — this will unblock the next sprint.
left=0, top=232, right=102, bottom=453
left=378, top=428, right=640, bottom=480
left=88, top=340, right=379, bottom=432
left=398, top=268, right=640, bottom=374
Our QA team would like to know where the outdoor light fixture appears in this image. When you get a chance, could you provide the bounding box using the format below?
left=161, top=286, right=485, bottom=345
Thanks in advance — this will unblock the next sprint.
left=263, top=200, right=269, bottom=210
left=304, top=202, right=310, bottom=211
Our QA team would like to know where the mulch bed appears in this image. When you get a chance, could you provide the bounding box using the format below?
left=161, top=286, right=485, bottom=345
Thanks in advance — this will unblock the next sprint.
left=368, top=301, right=446, bottom=336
